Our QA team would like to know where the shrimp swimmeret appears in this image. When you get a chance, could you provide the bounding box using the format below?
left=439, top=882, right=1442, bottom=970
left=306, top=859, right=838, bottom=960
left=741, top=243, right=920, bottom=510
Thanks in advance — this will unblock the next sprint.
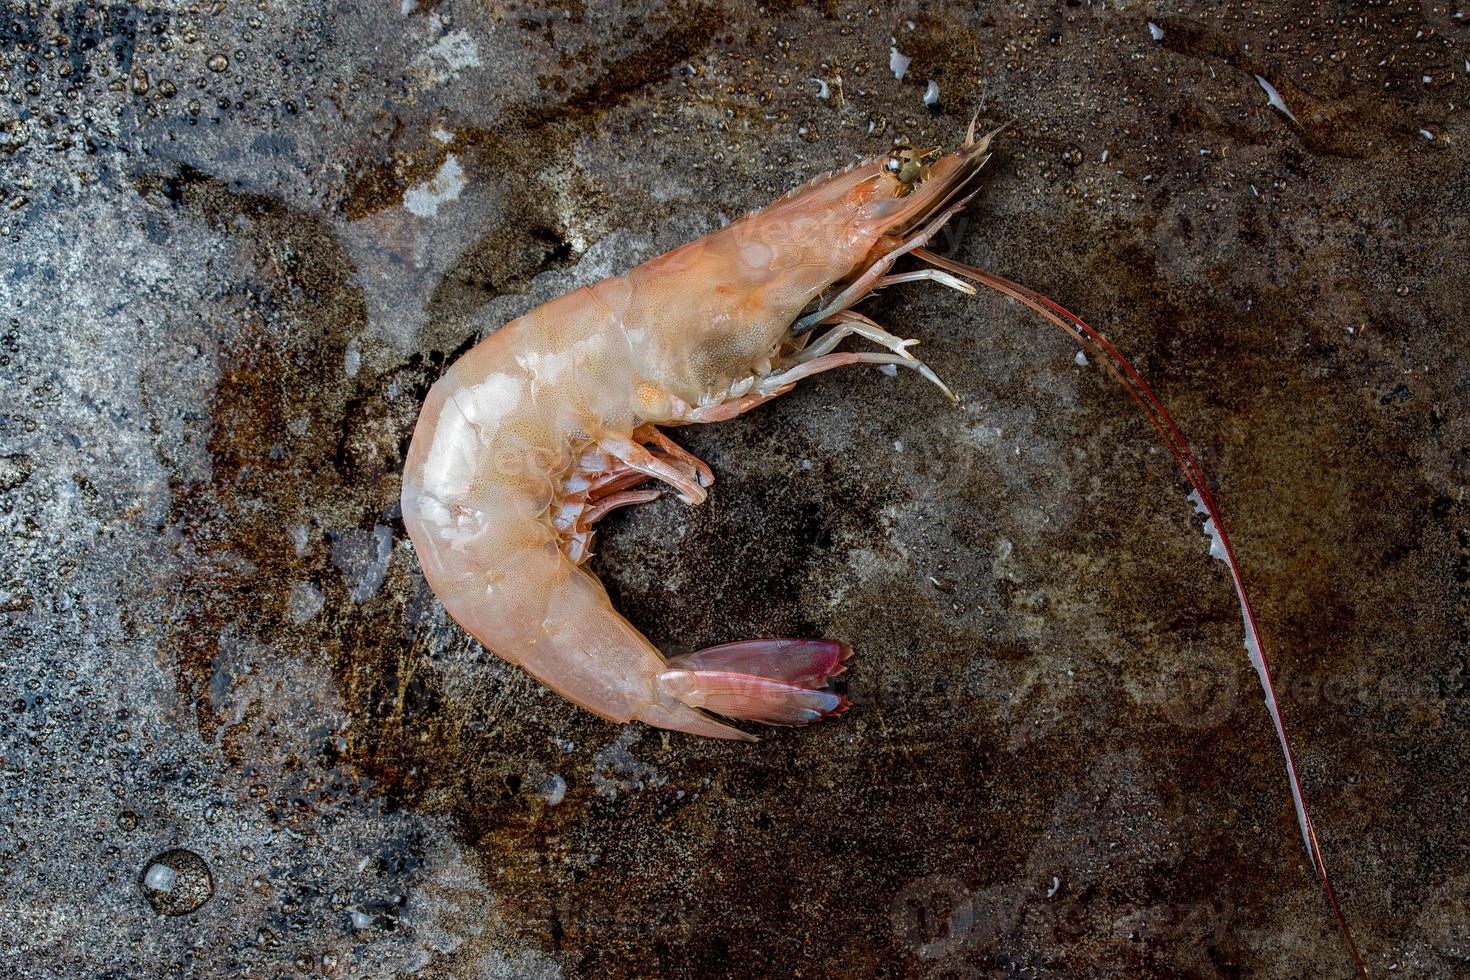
left=401, top=126, right=1364, bottom=972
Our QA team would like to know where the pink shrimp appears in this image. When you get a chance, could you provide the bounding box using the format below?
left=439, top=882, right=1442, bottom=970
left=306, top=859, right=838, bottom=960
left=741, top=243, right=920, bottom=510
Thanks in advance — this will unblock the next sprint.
left=402, top=125, right=1364, bottom=972
left=402, top=129, right=991, bottom=740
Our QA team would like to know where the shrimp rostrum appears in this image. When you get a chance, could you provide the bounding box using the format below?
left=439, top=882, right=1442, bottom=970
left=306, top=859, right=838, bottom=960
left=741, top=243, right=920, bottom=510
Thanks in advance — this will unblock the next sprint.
left=402, top=127, right=994, bottom=741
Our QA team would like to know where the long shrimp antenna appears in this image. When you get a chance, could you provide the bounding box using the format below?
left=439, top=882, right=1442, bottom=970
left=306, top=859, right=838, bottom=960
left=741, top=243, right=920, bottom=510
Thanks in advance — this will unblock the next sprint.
left=912, top=247, right=1368, bottom=978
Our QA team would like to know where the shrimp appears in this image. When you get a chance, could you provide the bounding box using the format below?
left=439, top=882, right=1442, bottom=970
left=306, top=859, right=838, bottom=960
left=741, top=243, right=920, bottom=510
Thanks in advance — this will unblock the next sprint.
left=402, top=126, right=993, bottom=740
left=402, top=124, right=1365, bottom=972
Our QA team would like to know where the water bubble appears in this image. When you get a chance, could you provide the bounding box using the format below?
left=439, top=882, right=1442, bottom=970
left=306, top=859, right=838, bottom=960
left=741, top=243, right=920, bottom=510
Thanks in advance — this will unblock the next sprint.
left=537, top=773, right=567, bottom=806
left=140, top=848, right=214, bottom=915
left=207, top=54, right=229, bottom=73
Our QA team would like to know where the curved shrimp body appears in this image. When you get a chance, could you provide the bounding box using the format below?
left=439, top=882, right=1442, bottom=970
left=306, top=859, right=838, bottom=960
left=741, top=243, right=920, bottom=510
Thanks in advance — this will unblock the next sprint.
left=402, top=128, right=995, bottom=740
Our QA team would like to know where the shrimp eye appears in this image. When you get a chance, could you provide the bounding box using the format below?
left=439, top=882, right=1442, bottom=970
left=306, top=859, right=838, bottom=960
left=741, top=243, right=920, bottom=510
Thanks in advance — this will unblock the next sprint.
left=884, top=147, right=924, bottom=193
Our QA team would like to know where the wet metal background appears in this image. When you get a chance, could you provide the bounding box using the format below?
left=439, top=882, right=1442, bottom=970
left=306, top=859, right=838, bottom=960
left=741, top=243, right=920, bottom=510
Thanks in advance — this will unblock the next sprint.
left=2, top=2, right=1467, bottom=977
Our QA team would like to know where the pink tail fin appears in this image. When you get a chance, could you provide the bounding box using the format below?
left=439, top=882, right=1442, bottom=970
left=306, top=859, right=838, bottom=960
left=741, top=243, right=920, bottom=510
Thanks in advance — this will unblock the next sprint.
left=665, top=638, right=851, bottom=688
left=657, top=669, right=848, bottom=727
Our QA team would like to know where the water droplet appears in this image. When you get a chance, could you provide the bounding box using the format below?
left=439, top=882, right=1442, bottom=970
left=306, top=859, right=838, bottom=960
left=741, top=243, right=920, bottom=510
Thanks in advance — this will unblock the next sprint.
left=537, top=773, right=567, bottom=806
left=140, top=848, right=213, bottom=915
left=207, top=54, right=229, bottom=73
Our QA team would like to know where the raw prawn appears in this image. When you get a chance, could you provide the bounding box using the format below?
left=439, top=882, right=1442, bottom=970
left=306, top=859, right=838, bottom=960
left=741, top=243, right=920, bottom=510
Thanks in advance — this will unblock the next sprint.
left=401, top=125, right=1364, bottom=972
left=402, top=129, right=993, bottom=740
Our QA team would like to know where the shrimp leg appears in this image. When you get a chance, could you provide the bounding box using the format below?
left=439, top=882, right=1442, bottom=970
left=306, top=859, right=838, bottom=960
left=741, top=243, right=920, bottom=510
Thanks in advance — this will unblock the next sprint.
left=582, top=488, right=663, bottom=525
left=585, top=448, right=705, bottom=501
left=680, top=313, right=956, bottom=427
left=564, top=488, right=665, bottom=564
left=793, top=310, right=921, bottom=363
left=560, top=431, right=711, bottom=564
left=632, top=424, right=715, bottom=488
left=759, top=349, right=957, bottom=402
left=871, top=268, right=977, bottom=295
left=598, top=433, right=709, bottom=504
left=684, top=389, right=792, bottom=424
left=587, top=466, right=653, bottom=498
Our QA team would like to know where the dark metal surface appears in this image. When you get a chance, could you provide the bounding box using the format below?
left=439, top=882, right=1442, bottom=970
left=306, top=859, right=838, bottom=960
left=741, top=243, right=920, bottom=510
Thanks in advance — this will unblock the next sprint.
left=2, top=2, right=1466, bottom=976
